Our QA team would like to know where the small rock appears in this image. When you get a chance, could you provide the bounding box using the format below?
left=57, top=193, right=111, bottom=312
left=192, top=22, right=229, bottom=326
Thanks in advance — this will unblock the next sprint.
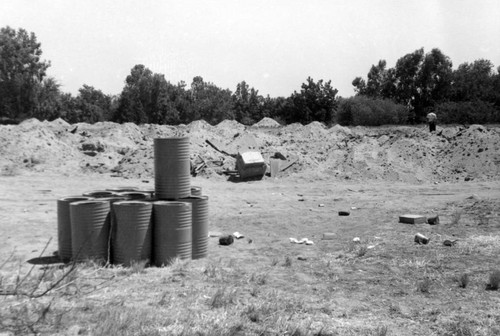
left=297, top=256, right=307, bottom=261
left=219, top=235, right=234, bottom=246
left=427, top=215, right=440, bottom=225
left=339, top=211, right=350, bottom=216
left=353, top=237, right=361, bottom=243
left=443, top=240, right=457, bottom=246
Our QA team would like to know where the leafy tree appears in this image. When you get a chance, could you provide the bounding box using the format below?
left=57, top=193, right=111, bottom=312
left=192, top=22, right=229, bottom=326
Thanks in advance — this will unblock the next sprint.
left=232, top=81, right=263, bottom=125
left=187, top=76, right=233, bottom=124
left=0, top=26, right=50, bottom=119
left=451, top=59, right=495, bottom=102
left=286, top=77, right=338, bottom=124
left=416, top=48, right=453, bottom=110
left=74, top=85, right=112, bottom=122
left=33, top=77, right=63, bottom=121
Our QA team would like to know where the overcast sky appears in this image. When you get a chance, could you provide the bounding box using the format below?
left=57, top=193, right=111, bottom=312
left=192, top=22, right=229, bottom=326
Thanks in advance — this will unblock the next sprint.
left=2, top=0, right=500, bottom=98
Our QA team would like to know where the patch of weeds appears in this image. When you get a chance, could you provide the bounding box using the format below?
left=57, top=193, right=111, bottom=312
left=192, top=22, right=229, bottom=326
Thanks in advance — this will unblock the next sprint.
left=0, top=163, right=18, bottom=176
left=249, top=272, right=268, bottom=286
left=457, top=273, right=469, bottom=288
left=357, top=245, right=368, bottom=258
left=451, top=209, right=463, bottom=225
left=284, top=255, right=293, bottom=267
left=209, top=287, right=237, bottom=309
left=417, top=277, right=432, bottom=294
left=373, top=326, right=389, bottom=336
left=130, top=259, right=148, bottom=274
left=476, top=213, right=490, bottom=226
left=203, top=263, right=221, bottom=279
left=445, top=320, right=475, bottom=336
left=487, top=269, right=500, bottom=290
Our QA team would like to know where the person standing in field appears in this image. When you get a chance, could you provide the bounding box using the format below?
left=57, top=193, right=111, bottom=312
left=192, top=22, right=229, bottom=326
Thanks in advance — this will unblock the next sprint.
left=426, top=112, right=437, bottom=132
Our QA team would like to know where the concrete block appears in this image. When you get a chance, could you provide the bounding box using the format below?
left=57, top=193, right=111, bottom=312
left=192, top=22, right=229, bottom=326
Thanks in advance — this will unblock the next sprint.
left=399, top=214, right=427, bottom=224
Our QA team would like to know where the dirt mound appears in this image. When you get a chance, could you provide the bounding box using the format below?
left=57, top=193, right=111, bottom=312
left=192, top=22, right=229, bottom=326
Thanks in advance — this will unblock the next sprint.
left=253, top=117, right=281, bottom=127
left=0, top=121, right=499, bottom=183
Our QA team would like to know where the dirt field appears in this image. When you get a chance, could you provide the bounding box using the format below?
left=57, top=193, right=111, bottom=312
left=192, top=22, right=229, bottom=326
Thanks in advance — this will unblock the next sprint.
left=1, top=119, right=500, bottom=335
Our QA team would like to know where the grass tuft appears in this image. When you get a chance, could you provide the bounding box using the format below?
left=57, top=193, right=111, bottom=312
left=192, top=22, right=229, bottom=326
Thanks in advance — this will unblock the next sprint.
left=457, top=273, right=469, bottom=288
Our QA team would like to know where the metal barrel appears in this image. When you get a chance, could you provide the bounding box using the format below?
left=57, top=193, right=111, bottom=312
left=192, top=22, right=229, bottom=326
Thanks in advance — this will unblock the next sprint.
left=154, top=137, right=191, bottom=200
left=70, top=200, right=111, bottom=263
left=111, top=201, right=153, bottom=266
left=105, top=186, right=139, bottom=192
left=82, top=190, right=117, bottom=198
left=57, top=196, right=92, bottom=262
left=190, top=186, right=202, bottom=197
left=179, top=196, right=209, bottom=260
left=153, top=201, right=192, bottom=266
left=116, top=191, right=151, bottom=200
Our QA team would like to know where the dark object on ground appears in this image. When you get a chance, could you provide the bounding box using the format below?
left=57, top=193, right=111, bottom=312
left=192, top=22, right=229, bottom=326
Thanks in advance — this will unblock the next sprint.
left=443, top=239, right=457, bottom=246
left=414, top=233, right=430, bottom=245
left=427, top=215, right=440, bottom=225
left=338, top=211, right=350, bottom=216
left=399, top=214, right=427, bottom=224
left=272, top=152, right=287, bottom=160
left=219, top=235, right=234, bottom=246
left=70, top=126, right=78, bottom=134
left=297, top=256, right=307, bottom=261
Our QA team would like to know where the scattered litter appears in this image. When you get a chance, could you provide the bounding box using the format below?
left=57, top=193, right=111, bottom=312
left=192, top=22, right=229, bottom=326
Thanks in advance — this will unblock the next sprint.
left=290, top=237, right=314, bottom=245
left=353, top=237, right=361, bottom=243
left=350, top=207, right=357, bottom=210
left=443, top=239, right=457, bottom=246
left=322, top=233, right=336, bottom=240
left=219, top=235, right=234, bottom=246
left=339, top=211, right=350, bottom=216
left=399, top=214, right=427, bottom=224
left=427, top=215, right=440, bottom=225
left=232, top=232, right=244, bottom=239
left=318, top=204, right=325, bottom=207
left=367, top=245, right=375, bottom=249
left=208, top=231, right=223, bottom=237
left=414, top=233, right=430, bottom=245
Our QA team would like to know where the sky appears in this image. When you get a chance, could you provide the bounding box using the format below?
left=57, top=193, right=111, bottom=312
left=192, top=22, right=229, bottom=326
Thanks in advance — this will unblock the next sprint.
left=1, top=0, right=500, bottom=98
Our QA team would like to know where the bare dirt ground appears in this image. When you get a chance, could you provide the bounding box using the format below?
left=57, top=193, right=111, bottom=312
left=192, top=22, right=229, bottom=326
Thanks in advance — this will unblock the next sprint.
left=1, top=119, right=500, bottom=335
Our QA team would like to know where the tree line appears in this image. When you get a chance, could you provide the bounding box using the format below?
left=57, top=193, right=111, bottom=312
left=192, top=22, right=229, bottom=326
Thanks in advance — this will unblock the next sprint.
left=1, top=26, right=499, bottom=126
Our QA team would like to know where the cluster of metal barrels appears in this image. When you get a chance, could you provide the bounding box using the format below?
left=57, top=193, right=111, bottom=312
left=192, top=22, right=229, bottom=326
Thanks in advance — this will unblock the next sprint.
left=56, top=137, right=208, bottom=267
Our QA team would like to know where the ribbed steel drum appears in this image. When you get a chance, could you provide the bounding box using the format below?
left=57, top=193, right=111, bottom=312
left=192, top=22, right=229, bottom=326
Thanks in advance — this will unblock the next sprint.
left=112, top=201, right=153, bottom=266
left=70, top=200, right=111, bottom=263
left=117, top=191, right=151, bottom=200
left=82, top=190, right=116, bottom=198
left=190, top=186, right=202, bottom=197
left=106, top=186, right=138, bottom=193
left=153, top=201, right=192, bottom=266
left=154, top=137, right=191, bottom=200
left=57, top=196, right=92, bottom=262
left=180, top=196, right=209, bottom=260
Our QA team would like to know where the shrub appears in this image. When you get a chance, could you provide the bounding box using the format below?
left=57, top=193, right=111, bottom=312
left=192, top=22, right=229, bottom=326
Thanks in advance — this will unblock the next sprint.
left=432, top=100, right=500, bottom=124
left=337, top=96, right=408, bottom=126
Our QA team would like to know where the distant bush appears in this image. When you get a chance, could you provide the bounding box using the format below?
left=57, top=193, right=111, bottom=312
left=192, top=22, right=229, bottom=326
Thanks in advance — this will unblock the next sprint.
left=337, top=96, right=409, bottom=126
left=432, top=100, right=500, bottom=124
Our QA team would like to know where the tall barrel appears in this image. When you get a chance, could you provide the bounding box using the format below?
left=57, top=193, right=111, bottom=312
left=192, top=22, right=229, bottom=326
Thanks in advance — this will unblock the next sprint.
left=70, top=200, right=111, bottom=263
left=153, top=201, right=192, bottom=266
left=190, top=186, right=202, bottom=197
left=112, top=201, right=153, bottom=266
left=57, top=196, right=92, bottom=262
left=154, top=137, right=191, bottom=200
left=180, top=196, right=209, bottom=260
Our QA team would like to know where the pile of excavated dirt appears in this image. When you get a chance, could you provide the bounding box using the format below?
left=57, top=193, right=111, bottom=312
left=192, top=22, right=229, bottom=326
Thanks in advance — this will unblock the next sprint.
left=1, top=118, right=499, bottom=183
